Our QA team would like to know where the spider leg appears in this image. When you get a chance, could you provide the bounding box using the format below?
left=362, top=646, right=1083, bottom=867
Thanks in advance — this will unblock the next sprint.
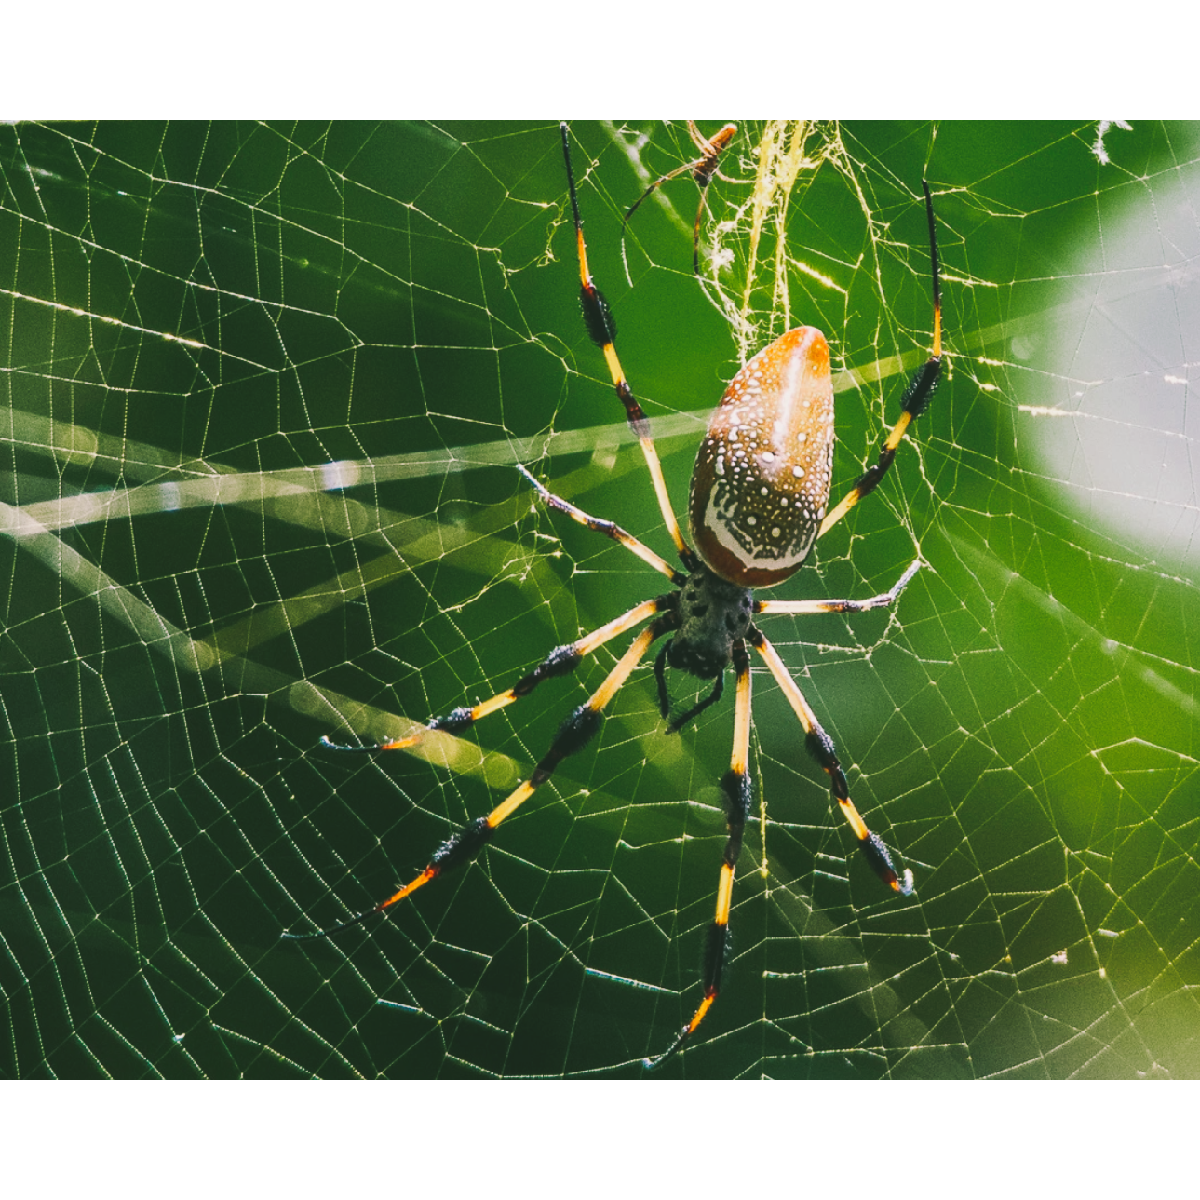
left=644, top=639, right=751, bottom=1069
left=755, top=558, right=921, bottom=616
left=751, top=627, right=914, bottom=896
left=321, top=596, right=667, bottom=752
left=517, top=465, right=684, bottom=584
left=560, top=122, right=697, bottom=570
left=286, top=618, right=671, bottom=940
left=818, top=182, right=942, bottom=542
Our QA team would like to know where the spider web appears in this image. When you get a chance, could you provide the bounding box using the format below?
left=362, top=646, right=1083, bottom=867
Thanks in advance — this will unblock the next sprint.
left=2, top=119, right=1199, bottom=1079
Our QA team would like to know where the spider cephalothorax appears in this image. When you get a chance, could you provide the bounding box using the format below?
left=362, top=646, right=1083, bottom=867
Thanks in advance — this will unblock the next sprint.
left=654, top=565, right=752, bottom=733
left=288, top=122, right=943, bottom=1070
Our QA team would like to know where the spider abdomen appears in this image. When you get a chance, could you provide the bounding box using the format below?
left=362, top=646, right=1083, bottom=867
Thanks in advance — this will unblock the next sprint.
left=689, top=326, right=834, bottom=588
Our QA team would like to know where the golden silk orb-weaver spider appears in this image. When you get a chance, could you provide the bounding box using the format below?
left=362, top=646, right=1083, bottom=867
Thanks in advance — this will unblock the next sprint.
left=284, top=122, right=943, bottom=1070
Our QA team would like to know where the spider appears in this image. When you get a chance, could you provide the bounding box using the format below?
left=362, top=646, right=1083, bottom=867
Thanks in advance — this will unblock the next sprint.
left=622, top=119, right=737, bottom=275
left=284, top=122, right=943, bottom=1070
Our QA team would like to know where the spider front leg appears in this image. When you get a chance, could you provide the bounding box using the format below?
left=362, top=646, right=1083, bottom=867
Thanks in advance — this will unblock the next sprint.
left=561, top=121, right=697, bottom=571
left=818, top=181, right=942, bottom=542
left=644, top=639, right=751, bottom=1070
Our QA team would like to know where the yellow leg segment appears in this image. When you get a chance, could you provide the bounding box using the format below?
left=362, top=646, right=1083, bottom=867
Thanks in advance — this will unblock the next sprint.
left=289, top=619, right=668, bottom=941
left=560, top=122, right=692, bottom=563
left=644, top=642, right=752, bottom=1068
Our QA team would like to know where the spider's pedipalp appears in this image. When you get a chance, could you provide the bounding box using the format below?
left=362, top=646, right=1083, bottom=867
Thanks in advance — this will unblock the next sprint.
left=654, top=638, right=725, bottom=734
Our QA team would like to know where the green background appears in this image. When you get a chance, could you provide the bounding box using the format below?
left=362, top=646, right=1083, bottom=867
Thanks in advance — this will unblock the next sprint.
left=1, top=120, right=1198, bottom=1078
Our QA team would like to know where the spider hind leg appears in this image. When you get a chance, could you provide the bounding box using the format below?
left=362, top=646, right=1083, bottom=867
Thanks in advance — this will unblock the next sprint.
left=644, top=641, right=752, bottom=1070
